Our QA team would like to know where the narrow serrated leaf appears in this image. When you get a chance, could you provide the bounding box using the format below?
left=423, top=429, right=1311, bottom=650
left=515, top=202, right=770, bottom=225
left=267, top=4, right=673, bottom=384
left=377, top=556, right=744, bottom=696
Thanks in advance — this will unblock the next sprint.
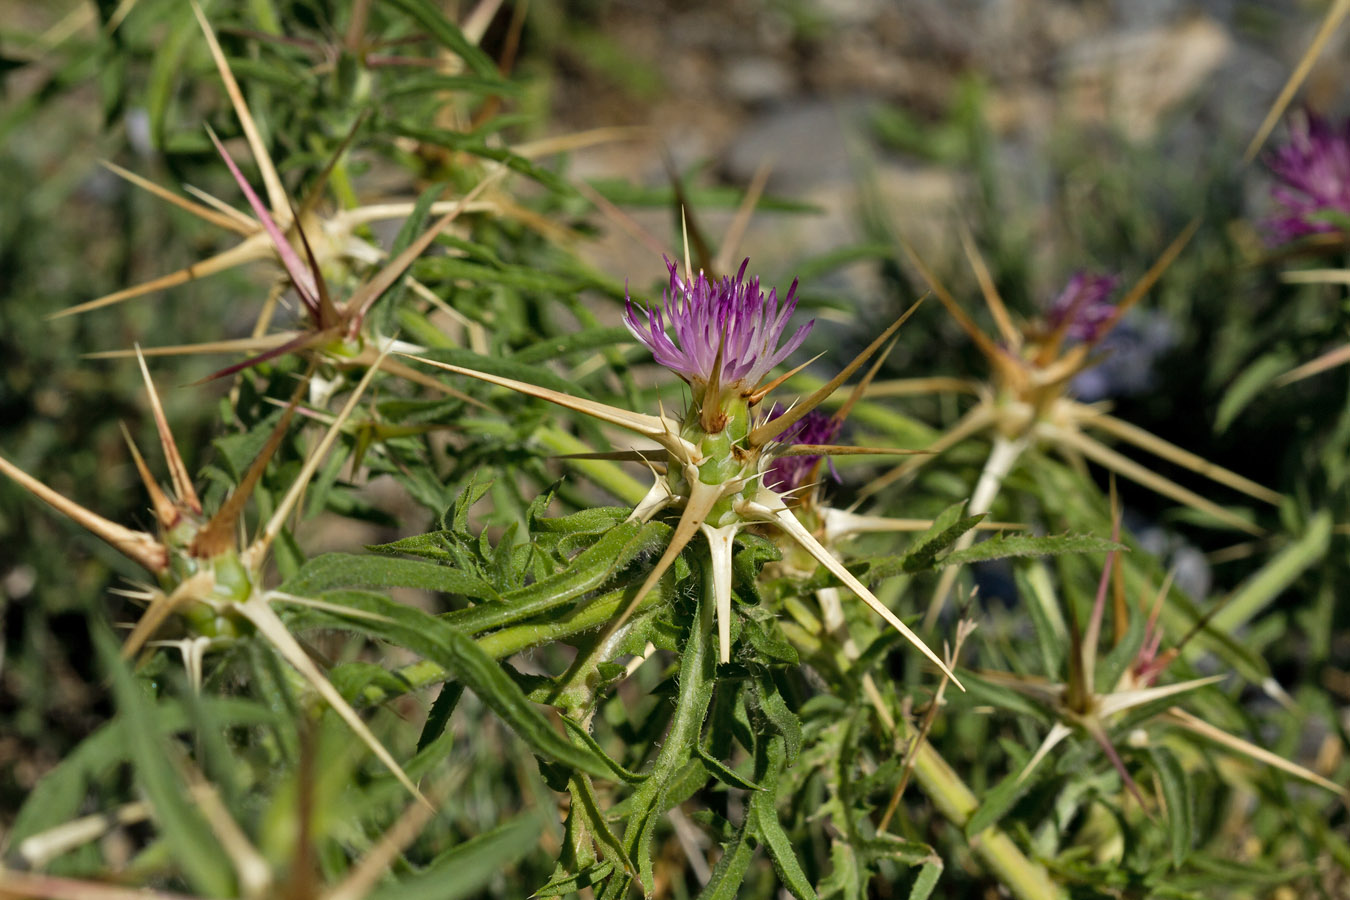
left=279, top=552, right=499, bottom=600
left=1215, top=351, right=1296, bottom=433
left=316, top=590, right=620, bottom=779
left=366, top=813, right=544, bottom=900
left=533, top=862, right=615, bottom=897
left=939, top=533, right=1122, bottom=567
left=750, top=736, right=817, bottom=900
left=696, top=746, right=762, bottom=791
left=94, top=628, right=235, bottom=896
left=1148, top=746, right=1194, bottom=867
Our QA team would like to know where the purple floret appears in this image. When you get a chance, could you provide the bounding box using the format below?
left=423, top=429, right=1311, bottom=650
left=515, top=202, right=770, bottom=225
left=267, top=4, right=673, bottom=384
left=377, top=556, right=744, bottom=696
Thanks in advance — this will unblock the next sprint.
left=764, top=407, right=841, bottom=493
left=623, top=258, right=813, bottom=392
left=1046, top=272, right=1119, bottom=344
left=1264, top=113, right=1350, bottom=244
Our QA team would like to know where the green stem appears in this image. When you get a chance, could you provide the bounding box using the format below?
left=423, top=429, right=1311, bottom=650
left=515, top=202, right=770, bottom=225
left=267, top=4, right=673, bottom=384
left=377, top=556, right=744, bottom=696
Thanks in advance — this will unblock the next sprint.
left=359, top=579, right=673, bottom=707
left=897, top=721, right=1065, bottom=900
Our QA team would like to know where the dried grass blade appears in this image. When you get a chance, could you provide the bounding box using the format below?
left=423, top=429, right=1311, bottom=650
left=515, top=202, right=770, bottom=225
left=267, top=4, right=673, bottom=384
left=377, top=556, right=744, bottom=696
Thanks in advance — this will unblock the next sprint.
left=1244, top=0, right=1350, bottom=162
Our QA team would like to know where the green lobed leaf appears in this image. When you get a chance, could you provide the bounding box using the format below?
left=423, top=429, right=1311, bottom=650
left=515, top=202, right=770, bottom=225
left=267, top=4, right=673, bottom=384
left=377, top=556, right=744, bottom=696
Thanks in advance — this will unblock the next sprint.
left=696, top=824, right=756, bottom=900
left=965, top=750, right=1056, bottom=838
left=416, top=683, right=464, bottom=754
left=901, top=503, right=984, bottom=573
left=753, top=674, right=803, bottom=763
left=622, top=593, right=716, bottom=894
left=445, top=521, right=663, bottom=635
left=908, top=860, right=943, bottom=900
left=560, top=717, right=646, bottom=784
left=696, top=745, right=763, bottom=792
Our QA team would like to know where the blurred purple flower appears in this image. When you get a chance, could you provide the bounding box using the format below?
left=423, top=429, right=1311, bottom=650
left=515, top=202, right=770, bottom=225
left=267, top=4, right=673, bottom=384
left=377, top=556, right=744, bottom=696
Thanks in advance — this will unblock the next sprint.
left=1046, top=272, right=1119, bottom=344
left=764, top=407, right=840, bottom=493
left=1070, top=311, right=1175, bottom=402
left=1264, top=113, right=1350, bottom=244
left=624, top=258, right=812, bottom=392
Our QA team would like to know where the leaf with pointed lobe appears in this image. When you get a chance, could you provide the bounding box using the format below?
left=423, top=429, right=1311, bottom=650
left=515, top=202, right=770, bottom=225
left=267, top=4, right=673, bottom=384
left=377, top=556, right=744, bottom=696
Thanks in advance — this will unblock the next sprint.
left=621, top=597, right=716, bottom=894
left=443, top=520, right=663, bottom=635
left=898, top=502, right=985, bottom=572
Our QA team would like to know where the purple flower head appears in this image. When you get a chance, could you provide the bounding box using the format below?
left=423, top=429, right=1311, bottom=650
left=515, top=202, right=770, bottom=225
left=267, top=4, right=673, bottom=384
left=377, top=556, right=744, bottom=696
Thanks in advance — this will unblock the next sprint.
left=1045, top=272, right=1119, bottom=344
left=764, top=406, right=841, bottom=494
left=623, top=258, right=813, bottom=395
left=1264, top=113, right=1350, bottom=244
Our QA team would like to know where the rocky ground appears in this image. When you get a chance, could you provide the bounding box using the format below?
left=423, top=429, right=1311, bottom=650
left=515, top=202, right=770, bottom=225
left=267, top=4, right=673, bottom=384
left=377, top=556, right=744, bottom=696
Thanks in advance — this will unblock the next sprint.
left=535, top=0, right=1340, bottom=297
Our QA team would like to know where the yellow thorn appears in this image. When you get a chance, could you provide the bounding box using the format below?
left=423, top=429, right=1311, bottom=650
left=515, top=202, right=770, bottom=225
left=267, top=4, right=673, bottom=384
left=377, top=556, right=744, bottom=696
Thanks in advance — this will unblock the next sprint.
left=1244, top=0, right=1350, bottom=163
left=134, top=346, right=201, bottom=514
left=748, top=300, right=923, bottom=448
left=0, top=453, right=166, bottom=573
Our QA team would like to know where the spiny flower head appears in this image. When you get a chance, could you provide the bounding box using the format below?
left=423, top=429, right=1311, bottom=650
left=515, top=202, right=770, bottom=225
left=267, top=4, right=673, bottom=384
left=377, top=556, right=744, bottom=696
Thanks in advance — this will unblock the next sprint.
left=1264, top=112, right=1350, bottom=244
left=1045, top=271, right=1119, bottom=344
left=765, top=407, right=841, bottom=494
left=406, top=288, right=952, bottom=675
left=624, top=257, right=812, bottom=428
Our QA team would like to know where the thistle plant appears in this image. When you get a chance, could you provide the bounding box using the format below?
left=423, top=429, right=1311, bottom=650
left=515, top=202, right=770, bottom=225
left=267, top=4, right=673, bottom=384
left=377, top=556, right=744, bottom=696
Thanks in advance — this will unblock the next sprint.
left=0, top=347, right=434, bottom=804
left=406, top=252, right=958, bottom=676
left=866, top=227, right=1283, bottom=624
left=974, top=507, right=1342, bottom=819
left=7, top=2, right=1350, bottom=899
